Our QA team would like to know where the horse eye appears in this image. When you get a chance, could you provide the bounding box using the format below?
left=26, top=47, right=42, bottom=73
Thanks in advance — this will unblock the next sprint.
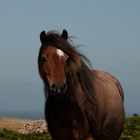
left=41, top=57, right=48, bottom=64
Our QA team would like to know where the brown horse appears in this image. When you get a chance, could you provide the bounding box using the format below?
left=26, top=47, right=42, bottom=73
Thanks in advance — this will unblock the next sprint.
left=38, top=29, right=125, bottom=140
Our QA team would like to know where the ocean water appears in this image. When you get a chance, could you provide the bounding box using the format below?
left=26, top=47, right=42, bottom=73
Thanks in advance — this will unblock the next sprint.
left=0, top=110, right=45, bottom=120
left=0, top=110, right=137, bottom=120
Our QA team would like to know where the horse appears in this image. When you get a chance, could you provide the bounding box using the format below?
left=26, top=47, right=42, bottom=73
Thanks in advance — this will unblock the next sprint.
left=38, top=29, right=125, bottom=140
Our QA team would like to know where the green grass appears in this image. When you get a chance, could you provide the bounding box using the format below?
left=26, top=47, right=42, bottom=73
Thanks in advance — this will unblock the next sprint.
left=0, top=129, right=52, bottom=140
left=120, top=115, right=140, bottom=140
left=0, top=115, right=140, bottom=140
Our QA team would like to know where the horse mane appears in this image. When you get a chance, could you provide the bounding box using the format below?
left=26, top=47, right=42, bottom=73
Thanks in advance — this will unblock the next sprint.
left=39, top=30, right=97, bottom=124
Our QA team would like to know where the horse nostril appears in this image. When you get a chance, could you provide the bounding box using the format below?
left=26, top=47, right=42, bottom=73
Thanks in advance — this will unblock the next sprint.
left=51, top=84, right=56, bottom=88
left=51, top=84, right=57, bottom=91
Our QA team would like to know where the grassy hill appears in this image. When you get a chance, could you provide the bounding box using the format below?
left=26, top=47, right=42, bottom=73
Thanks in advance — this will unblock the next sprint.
left=0, top=115, right=140, bottom=140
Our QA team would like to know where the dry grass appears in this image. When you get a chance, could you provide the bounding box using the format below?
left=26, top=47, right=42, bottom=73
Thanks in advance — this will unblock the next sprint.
left=0, top=117, right=31, bottom=131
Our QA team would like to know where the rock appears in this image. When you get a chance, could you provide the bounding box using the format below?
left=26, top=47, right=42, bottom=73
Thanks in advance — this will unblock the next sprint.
left=18, top=120, right=48, bottom=134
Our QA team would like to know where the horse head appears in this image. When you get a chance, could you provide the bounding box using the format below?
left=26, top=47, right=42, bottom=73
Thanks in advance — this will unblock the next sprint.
left=38, top=30, right=69, bottom=96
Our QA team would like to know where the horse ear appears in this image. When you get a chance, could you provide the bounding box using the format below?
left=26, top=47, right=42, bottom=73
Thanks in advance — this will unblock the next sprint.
left=40, top=31, right=47, bottom=44
left=61, top=29, right=68, bottom=40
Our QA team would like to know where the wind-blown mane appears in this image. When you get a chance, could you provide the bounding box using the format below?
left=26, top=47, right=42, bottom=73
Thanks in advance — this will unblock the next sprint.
left=38, top=31, right=96, bottom=123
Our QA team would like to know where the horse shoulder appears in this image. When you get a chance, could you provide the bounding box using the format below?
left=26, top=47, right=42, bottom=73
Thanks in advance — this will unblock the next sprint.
left=91, top=70, right=124, bottom=102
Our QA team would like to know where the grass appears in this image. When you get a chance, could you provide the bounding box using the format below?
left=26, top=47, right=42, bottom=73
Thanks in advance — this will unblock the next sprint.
left=0, top=115, right=140, bottom=140
left=0, top=129, right=52, bottom=140
left=120, top=114, right=140, bottom=140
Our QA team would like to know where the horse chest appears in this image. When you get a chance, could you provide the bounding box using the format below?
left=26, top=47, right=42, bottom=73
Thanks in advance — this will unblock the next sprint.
left=45, top=98, right=91, bottom=139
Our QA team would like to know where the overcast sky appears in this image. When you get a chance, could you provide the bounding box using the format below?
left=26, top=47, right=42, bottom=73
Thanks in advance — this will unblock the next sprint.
left=0, top=0, right=139, bottom=116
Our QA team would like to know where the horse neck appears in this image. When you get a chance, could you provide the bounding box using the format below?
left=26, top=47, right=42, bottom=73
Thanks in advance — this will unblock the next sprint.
left=66, top=69, right=97, bottom=127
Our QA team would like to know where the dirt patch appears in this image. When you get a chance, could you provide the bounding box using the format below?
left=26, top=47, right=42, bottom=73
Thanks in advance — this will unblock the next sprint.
left=0, top=117, right=31, bottom=131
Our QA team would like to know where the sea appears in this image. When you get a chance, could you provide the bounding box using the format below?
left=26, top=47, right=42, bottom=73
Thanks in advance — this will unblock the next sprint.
left=0, top=110, right=45, bottom=120
left=0, top=110, right=137, bottom=120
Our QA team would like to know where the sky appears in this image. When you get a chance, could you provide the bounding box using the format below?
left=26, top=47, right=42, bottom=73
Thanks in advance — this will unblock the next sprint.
left=0, top=0, right=139, bottom=116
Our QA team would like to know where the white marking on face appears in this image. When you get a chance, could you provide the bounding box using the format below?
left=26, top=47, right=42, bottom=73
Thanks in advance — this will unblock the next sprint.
left=56, top=49, right=64, bottom=57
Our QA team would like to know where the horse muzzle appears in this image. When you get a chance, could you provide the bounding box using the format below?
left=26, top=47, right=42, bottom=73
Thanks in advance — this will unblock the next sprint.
left=49, top=83, right=67, bottom=96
